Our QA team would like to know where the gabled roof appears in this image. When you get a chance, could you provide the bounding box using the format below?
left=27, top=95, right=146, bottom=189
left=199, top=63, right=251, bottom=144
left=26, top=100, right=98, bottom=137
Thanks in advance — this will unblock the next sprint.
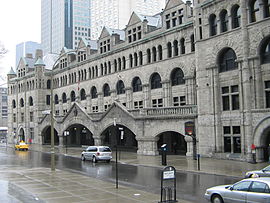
left=7, top=67, right=16, bottom=75
left=34, top=57, right=45, bottom=67
left=127, top=12, right=161, bottom=28
left=77, top=38, right=98, bottom=50
left=164, top=0, right=185, bottom=11
left=100, top=26, right=125, bottom=41
left=21, top=57, right=36, bottom=68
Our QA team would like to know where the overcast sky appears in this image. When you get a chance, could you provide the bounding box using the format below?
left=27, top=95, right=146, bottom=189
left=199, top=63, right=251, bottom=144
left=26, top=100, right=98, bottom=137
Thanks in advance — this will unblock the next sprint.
left=0, top=0, right=41, bottom=83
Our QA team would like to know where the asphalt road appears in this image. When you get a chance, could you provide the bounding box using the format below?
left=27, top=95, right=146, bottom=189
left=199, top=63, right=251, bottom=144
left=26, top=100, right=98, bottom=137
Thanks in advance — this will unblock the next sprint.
left=0, top=147, right=241, bottom=202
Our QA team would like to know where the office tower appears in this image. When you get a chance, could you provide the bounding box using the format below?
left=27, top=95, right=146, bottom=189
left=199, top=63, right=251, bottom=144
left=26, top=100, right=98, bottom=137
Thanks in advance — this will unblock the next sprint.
left=90, top=0, right=167, bottom=39
left=0, top=75, right=7, bottom=140
left=41, top=0, right=91, bottom=55
left=16, top=41, right=41, bottom=67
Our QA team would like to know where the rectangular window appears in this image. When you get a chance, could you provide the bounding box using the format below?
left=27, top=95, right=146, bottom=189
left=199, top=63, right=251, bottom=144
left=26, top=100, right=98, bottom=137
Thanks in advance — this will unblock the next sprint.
left=265, top=81, right=270, bottom=108
left=92, top=106, right=98, bottom=113
left=172, top=18, right=177, bottom=27
left=166, top=20, right=170, bottom=29
left=158, top=99, right=163, bottom=107
left=46, top=95, right=50, bottom=105
left=173, top=96, right=186, bottom=106
left=221, top=85, right=239, bottom=111
left=13, top=113, right=16, bottom=122
left=223, top=126, right=241, bottom=153
left=134, top=101, right=143, bottom=109
left=29, top=128, right=34, bottom=139
left=21, top=113, right=24, bottom=122
left=30, top=112, right=34, bottom=122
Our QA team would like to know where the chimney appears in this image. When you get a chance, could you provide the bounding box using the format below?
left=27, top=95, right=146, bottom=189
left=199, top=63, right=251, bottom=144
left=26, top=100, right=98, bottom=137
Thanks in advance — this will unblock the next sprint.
left=35, top=49, right=43, bottom=61
left=26, top=53, right=33, bottom=58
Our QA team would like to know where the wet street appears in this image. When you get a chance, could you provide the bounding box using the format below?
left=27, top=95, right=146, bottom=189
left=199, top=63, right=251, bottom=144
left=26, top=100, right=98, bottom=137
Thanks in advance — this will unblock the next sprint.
left=0, top=147, right=240, bottom=202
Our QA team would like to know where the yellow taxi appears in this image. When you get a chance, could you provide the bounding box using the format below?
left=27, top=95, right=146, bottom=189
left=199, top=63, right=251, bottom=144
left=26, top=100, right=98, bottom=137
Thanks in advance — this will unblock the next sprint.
left=15, top=141, right=29, bottom=151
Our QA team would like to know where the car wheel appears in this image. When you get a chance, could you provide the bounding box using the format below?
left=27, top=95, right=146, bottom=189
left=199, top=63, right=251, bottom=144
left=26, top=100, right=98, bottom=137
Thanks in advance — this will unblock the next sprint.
left=211, top=195, right=223, bottom=203
left=92, top=156, right=97, bottom=163
left=81, top=155, right=85, bottom=161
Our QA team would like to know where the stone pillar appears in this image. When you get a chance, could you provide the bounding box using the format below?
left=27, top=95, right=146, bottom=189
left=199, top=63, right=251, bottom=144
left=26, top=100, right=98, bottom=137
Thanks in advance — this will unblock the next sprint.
left=86, top=94, right=92, bottom=114
left=125, top=87, right=133, bottom=109
left=97, top=92, right=104, bottom=112
left=142, top=84, right=150, bottom=108
left=110, top=90, right=117, bottom=102
left=162, top=80, right=170, bottom=107
left=137, top=137, right=159, bottom=155
left=184, top=135, right=194, bottom=157
left=240, top=0, right=253, bottom=162
left=184, top=76, right=196, bottom=105
left=93, top=136, right=102, bottom=146
left=59, top=135, right=64, bottom=147
left=253, top=57, right=264, bottom=109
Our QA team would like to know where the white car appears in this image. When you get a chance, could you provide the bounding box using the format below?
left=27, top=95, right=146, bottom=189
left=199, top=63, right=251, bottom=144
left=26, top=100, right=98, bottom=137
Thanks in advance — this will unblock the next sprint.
left=81, top=146, right=112, bottom=163
left=205, top=177, right=270, bottom=203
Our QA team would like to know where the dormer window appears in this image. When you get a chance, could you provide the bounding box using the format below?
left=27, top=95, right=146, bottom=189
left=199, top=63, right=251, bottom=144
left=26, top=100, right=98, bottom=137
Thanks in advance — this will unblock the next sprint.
left=165, top=9, right=184, bottom=30
left=128, top=26, right=142, bottom=43
left=78, top=51, right=86, bottom=62
left=100, top=39, right=110, bottom=53
left=60, top=58, right=67, bottom=69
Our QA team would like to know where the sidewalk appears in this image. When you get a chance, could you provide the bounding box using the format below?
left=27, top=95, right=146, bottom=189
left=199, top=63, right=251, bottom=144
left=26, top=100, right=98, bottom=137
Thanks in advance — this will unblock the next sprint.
left=29, top=144, right=269, bottom=178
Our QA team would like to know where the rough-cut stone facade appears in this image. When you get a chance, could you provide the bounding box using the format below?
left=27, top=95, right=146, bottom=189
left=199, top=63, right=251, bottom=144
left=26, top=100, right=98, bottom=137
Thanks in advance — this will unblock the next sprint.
left=7, top=0, right=270, bottom=162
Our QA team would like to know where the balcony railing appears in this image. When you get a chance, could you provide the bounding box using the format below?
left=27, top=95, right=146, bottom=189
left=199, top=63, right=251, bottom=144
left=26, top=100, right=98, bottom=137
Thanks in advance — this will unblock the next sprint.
left=128, top=105, right=197, bottom=117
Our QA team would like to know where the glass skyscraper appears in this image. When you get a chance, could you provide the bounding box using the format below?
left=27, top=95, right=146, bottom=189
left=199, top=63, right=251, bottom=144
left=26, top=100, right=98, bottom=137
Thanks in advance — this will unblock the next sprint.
left=41, top=0, right=91, bottom=55
left=16, top=41, right=41, bottom=67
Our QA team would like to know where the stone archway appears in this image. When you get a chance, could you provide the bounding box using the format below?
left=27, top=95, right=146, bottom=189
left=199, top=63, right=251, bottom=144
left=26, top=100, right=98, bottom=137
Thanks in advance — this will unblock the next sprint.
left=254, top=116, right=270, bottom=162
left=18, top=128, right=25, bottom=142
left=41, top=126, right=59, bottom=145
left=156, top=131, right=187, bottom=155
left=64, top=124, right=94, bottom=146
left=101, top=124, right=138, bottom=152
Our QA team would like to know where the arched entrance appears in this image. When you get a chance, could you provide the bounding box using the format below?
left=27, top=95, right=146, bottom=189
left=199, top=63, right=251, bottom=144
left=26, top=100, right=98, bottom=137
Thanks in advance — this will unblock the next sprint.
left=42, top=126, right=59, bottom=145
left=157, top=131, right=187, bottom=155
left=18, top=128, right=25, bottom=141
left=101, top=125, right=138, bottom=152
left=65, top=124, right=94, bottom=146
left=258, top=127, right=270, bottom=162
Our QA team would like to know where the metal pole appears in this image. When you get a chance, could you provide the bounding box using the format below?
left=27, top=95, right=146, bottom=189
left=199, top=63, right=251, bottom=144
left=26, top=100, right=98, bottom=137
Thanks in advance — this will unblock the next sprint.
left=66, top=134, right=67, bottom=155
left=115, top=144, right=118, bottom=189
left=50, top=74, right=55, bottom=171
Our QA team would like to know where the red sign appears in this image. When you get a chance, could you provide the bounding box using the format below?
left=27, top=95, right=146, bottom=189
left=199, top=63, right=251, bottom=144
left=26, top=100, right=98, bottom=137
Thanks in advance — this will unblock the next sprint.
left=251, top=144, right=256, bottom=150
left=185, top=121, right=195, bottom=136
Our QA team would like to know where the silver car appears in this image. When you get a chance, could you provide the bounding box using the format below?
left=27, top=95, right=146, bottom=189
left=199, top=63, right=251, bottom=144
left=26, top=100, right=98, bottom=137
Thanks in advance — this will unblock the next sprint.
left=245, top=165, right=270, bottom=178
left=81, top=146, right=112, bottom=163
left=205, top=177, right=270, bottom=203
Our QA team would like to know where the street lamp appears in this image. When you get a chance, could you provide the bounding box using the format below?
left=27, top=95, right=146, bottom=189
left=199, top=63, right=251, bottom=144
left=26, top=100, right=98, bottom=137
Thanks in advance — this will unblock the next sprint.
left=113, top=118, right=119, bottom=189
left=64, top=131, right=69, bottom=155
left=50, top=71, right=55, bottom=172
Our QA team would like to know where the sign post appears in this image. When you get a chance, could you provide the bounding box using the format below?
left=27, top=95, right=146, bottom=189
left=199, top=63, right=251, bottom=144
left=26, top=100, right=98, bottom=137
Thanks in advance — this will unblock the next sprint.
left=159, top=166, right=177, bottom=203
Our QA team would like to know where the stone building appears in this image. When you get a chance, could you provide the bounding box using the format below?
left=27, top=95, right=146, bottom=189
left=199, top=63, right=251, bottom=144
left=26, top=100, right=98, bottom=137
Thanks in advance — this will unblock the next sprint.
left=7, top=0, right=270, bottom=162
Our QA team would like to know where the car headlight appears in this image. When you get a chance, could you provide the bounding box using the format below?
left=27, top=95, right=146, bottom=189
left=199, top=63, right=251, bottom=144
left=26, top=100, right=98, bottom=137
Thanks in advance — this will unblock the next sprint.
left=205, top=190, right=211, bottom=195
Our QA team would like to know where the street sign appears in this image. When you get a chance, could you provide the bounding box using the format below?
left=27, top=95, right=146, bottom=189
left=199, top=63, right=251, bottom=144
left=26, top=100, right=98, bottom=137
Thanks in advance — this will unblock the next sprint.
left=160, top=166, right=177, bottom=203
left=185, top=121, right=195, bottom=136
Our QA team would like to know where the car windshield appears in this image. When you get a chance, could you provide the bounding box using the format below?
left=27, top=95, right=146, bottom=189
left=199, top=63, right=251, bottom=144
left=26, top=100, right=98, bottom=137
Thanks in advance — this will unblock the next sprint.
left=19, top=143, right=26, bottom=145
left=99, top=147, right=111, bottom=152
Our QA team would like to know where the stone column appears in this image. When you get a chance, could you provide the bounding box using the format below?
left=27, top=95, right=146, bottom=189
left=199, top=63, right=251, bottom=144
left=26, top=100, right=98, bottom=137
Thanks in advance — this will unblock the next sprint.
left=86, top=94, right=92, bottom=114
left=110, top=90, right=117, bottom=102
left=142, top=84, right=150, bottom=108
left=184, top=135, right=193, bottom=157
left=137, top=137, right=159, bottom=155
left=59, top=100, right=63, bottom=115
left=162, top=80, right=170, bottom=107
left=125, top=87, right=132, bottom=109
left=59, top=135, right=64, bottom=147
left=97, top=92, right=104, bottom=112
left=240, top=0, right=253, bottom=162
left=253, top=57, right=264, bottom=109
left=93, top=136, right=102, bottom=146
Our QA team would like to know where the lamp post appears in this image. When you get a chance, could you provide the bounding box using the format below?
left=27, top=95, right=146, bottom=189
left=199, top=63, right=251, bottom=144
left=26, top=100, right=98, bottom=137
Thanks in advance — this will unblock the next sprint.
left=113, top=118, right=119, bottom=189
left=64, top=131, right=69, bottom=155
left=50, top=71, right=55, bottom=172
